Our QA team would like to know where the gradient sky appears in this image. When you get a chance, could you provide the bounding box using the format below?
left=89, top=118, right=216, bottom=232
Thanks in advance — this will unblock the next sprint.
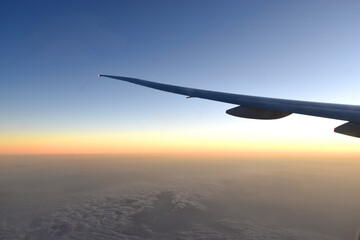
left=1, top=0, right=360, bottom=156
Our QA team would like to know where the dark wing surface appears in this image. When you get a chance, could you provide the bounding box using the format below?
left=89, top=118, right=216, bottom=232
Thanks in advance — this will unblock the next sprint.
left=99, top=74, right=360, bottom=138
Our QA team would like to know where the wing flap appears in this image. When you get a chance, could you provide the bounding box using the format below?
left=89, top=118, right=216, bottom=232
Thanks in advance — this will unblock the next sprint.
left=226, top=106, right=291, bottom=120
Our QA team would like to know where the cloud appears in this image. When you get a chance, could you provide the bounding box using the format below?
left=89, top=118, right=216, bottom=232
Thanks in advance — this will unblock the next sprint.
left=1, top=181, right=340, bottom=240
left=2, top=156, right=353, bottom=240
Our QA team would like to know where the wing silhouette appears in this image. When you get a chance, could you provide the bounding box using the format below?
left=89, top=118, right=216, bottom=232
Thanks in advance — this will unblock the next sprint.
left=99, top=74, right=360, bottom=138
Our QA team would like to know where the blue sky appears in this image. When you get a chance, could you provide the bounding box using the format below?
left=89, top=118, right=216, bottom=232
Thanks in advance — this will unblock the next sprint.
left=1, top=0, right=360, bottom=154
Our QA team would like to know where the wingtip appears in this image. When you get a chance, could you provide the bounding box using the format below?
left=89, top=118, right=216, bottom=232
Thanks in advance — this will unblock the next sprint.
left=98, top=74, right=102, bottom=77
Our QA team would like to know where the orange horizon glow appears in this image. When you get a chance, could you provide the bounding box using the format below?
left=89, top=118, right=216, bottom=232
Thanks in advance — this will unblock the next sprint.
left=1, top=131, right=359, bottom=160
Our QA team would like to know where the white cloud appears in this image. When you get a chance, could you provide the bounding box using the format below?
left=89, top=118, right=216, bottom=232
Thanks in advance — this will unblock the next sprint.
left=0, top=181, right=340, bottom=240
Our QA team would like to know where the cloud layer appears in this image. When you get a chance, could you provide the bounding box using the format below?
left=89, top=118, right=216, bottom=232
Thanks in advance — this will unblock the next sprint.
left=1, top=183, right=339, bottom=240
left=1, top=155, right=358, bottom=239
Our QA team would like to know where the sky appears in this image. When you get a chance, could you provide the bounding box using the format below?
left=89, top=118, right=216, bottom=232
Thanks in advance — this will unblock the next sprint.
left=1, top=0, right=360, bottom=156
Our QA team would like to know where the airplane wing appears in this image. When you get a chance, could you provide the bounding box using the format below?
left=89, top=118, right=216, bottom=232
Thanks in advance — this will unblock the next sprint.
left=99, top=74, right=360, bottom=138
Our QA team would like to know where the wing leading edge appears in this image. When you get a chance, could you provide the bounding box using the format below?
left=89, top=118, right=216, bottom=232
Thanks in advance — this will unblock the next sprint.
left=99, top=74, right=360, bottom=138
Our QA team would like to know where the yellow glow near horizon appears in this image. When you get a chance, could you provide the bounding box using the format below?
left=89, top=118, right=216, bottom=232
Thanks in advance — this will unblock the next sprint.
left=1, top=128, right=359, bottom=159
